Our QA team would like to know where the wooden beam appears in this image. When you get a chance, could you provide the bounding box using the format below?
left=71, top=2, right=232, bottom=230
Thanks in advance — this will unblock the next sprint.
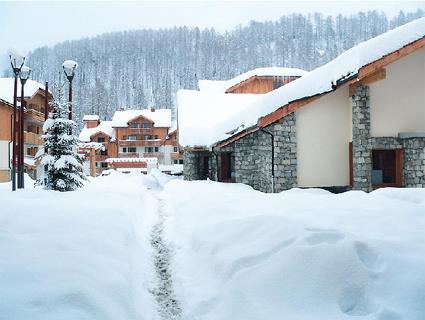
left=349, top=68, right=386, bottom=96
left=215, top=127, right=258, bottom=148
left=359, top=36, right=425, bottom=79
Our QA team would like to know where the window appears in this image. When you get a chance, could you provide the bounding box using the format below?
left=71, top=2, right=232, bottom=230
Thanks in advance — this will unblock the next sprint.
left=273, top=79, right=283, bottom=90
left=173, top=146, right=178, bottom=152
left=128, top=147, right=137, bottom=153
left=97, top=137, right=106, bottom=143
left=372, top=149, right=403, bottom=187
left=122, top=147, right=127, bottom=153
left=100, top=149, right=108, bottom=156
left=128, top=135, right=137, bottom=141
left=146, top=147, right=153, bottom=153
left=154, top=147, right=159, bottom=152
left=174, top=159, right=178, bottom=164
left=179, top=159, right=184, bottom=164
left=122, top=135, right=127, bottom=140
left=154, top=135, right=159, bottom=139
left=143, top=135, right=152, bottom=140
left=101, top=162, right=108, bottom=168
left=130, top=123, right=142, bottom=128
left=142, top=123, right=152, bottom=128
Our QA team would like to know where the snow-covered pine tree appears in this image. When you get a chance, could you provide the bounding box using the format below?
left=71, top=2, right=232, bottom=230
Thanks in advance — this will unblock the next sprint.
left=37, top=91, right=86, bottom=191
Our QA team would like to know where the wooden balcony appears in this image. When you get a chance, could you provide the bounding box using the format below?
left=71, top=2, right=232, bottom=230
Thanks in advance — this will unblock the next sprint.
left=96, top=154, right=110, bottom=161
left=25, top=108, right=45, bottom=123
left=143, top=152, right=163, bottom=158
left=126, top=128, right=154, bottom=134
left=24, top=131, right=43, bottom=145
left=119, top=139, right=162, bottom=147
left=171, top=152, right=183, bottom=159
left=118, top=152, right=140, bottom=158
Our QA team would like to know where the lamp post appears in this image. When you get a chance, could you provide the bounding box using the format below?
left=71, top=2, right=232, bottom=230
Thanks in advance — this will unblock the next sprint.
left=62, top=60, right=78, bottom=131
left=18, top=66, right=31, bottom=189
left=9, top=50, right=25, bottom=191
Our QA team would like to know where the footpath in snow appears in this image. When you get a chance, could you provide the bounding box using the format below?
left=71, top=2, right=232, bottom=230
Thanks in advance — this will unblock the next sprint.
left=1, top=172, right=425, bottom=320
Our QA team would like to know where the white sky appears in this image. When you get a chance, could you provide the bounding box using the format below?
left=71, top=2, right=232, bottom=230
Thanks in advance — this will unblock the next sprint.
left=1, top=0, right=425, bottom=68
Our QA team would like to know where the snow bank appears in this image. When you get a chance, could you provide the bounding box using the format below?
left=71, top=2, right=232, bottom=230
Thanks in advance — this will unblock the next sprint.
left=82, top=115, right=100, bottom=121
left=198, top=67, right=307, bottom=93
left=0, top=172, right=159, bottom=320
left=162, top=181, right=425, bottom=320
left=111, top=109, right=172, bottom=128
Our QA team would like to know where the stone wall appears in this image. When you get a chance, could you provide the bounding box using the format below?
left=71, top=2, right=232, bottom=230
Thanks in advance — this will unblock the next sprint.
left=183, top=148, right=211, bottom=181
left=213, top=113, right=297, bottom=193
left=352, top=85, right=425, bottom=190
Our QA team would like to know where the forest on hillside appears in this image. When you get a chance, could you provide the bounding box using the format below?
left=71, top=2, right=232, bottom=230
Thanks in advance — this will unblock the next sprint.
left=3, top=9, right=424, bottom=127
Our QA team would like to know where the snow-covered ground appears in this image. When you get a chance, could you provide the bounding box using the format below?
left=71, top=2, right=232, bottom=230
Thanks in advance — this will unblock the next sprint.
left=1, top=173, right=424, bottom=320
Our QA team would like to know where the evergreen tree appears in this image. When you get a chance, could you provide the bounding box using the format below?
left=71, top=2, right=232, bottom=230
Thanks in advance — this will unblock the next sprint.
left=38, top=91, right=86, bottom=191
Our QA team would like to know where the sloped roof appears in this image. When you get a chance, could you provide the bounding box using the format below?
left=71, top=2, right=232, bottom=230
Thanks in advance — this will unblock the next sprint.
left=218, top=17, right=425, bottom=146
left=111, top=109, right=172, bottom=128
left=79, top=121, right=115, bottom=142
left=198, top=67, right=307, bottom=93
left=0, top=78, right=48, bottom=105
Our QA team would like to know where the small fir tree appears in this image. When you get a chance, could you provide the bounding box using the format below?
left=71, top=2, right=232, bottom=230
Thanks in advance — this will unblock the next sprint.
left=37, top=92, right=86, bottom=191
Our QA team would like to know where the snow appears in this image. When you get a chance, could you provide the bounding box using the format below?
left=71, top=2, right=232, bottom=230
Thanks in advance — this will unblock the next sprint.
left=0, top=173, right=424, bottom=319
left=162, top=180, right=425, bottom=320
left=177, top=90, right=260, bottom=147
left=105, top=157, right=158, bottom=164
left=62, top=60, right=78, bottom=70
left=111, top=109, right=172, bottom=128
left=180, top=17, right=425, bottom=148
left=221, top=17, right=425, bottom=133
left=23, top=156, right=35, bottom=167
left=83, top=115, right=100, bottom=121
left=79, top=121, right=115, bottom=142
left=0, top=78, right=47, bottom=105
left=78, top=142, right=105, bottom=151
left=158, top=164, right=183, bottom=175
left=198, top=67, right=307, bottom=93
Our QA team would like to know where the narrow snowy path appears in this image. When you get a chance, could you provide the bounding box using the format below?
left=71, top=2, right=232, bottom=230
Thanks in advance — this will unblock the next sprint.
left=146, top=175, right=182, bottom=320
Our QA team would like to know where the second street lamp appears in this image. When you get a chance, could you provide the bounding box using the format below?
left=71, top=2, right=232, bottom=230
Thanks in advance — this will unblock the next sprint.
left=62, top=60, right=78, bottom=127
left=18, top=65, right=31, bottom=189
left=8, top=49, right=25, bottom=191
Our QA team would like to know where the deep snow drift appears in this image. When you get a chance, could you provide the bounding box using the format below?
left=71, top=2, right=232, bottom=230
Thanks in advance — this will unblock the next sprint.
left=1, top=173, right=424, bottom=320
left=162, top=180, right=425, bottom=320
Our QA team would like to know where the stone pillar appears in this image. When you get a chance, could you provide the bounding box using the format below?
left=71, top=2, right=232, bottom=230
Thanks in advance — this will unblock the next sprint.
left=273, top=112, right=297, bottom=192
left=352, top=85, right=372, bottom=192
left=403, top=138, right=425, bottom=187
left=183, top=148, right=211, bottom=181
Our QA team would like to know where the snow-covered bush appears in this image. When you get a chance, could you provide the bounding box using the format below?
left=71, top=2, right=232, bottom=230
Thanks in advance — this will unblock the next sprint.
left=37, top=93, right=86, bottom=191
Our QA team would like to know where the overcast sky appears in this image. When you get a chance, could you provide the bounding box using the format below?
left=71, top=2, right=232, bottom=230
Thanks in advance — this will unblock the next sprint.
left=1, top=0, right=425, bottom=68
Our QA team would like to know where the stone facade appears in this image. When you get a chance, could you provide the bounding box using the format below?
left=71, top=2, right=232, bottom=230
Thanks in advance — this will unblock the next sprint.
left=209, top=113, right=297, bottom=193
left=183, top=148, right=211, bottom=181
left=352, top=85, right=425, bottom=191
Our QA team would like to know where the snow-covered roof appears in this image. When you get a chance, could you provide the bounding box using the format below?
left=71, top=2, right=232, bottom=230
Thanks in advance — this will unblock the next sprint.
left=78, top=142, right=105, bottom=151
left=177, top=90, right=260, bottom=147
left=198, top=67, right=307, bottom=93
left=79, top=121, right=115, bottom=142
left=180, top=17, right=425, bottom=148
left=83, top=115, right=100, bottom=121
left=0, top=78, right=47, bottom=105
left=111, top=109, right=172, bottom=128
left=225, top=17, right=425, bottom=133
left=105, top=157, right=158, bottom=164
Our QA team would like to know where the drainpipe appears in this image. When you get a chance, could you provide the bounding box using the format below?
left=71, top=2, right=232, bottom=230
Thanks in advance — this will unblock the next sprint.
left=260, top=129, right=275, bottom=193
left=211, top=148, right=219, bottom=181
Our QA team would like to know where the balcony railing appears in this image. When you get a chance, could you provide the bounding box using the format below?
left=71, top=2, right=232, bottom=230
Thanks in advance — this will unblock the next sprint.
left=143, top=152, right=163, bottom=158
left=119, top=139, right=162, bottom=147
left=118, top=152, right=140, bottom=158
left=24, top=131, right=43, bottom=145
left=25, top=108, right=45, bottom=123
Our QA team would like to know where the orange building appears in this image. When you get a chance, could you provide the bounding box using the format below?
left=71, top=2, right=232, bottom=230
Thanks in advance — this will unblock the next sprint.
left=0, top=78, right=52, bottom=182
left=79, top=109, right=183, bottom=176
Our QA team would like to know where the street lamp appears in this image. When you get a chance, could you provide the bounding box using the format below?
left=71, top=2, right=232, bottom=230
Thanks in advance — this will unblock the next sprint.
left=62, top=60, right=78, bottom=124
left=18, top=65, right=31, bottom=189
left=9, top=49, right=25, bottom=191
